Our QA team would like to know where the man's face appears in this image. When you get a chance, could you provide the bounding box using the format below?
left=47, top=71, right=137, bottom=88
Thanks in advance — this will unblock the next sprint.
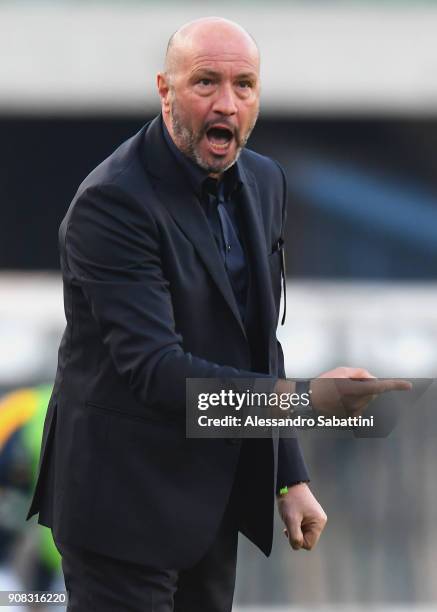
left=160, top=29, right=260, bottom=175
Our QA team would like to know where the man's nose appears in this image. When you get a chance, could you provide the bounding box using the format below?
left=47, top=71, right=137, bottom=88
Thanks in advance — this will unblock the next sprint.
left=212, top=84, right=238, bottom=116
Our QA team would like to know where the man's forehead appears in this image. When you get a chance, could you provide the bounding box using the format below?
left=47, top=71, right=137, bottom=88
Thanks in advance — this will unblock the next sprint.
left=180, top=44, right=259, bottom=76
left=186, top=53, right=259, bottom=75
left=166, top=19, right=259, bottom=76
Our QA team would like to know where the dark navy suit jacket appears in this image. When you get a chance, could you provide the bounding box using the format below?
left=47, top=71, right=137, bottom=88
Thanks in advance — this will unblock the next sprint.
left=27, top=115, right=309, bottom=568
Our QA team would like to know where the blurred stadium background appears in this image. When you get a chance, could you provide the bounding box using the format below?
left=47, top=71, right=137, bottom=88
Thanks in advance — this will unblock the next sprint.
left=2, top=0, right=437, bottom=609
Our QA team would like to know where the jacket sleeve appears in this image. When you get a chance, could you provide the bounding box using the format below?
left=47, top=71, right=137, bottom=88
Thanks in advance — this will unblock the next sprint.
left=64, top=183, right=270, bottom=414
left=273, top=162, right=310, bottom=489
left=276, top=339, right=310, bottom=488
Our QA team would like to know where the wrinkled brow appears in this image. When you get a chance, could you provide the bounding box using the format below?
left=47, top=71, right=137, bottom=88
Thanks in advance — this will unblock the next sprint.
left=190, top=68, right=258, bottom=81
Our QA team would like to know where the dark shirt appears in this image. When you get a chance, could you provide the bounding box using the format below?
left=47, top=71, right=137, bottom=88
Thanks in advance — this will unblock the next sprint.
left=162, top=118, right=248, bottom=323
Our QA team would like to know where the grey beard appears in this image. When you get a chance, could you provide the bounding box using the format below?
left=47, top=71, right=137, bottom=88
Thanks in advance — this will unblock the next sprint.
left=193, top=146, right=243, bottom=175
left=170, top=101, right=256, bottom=174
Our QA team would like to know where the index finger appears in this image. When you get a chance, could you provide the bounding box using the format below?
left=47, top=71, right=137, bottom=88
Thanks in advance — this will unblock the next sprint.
left=342, top=379, right=412, bottom=396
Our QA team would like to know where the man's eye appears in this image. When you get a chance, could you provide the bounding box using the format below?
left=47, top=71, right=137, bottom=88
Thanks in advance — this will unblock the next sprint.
left=238, top=81, right=252, bottom=89
left=198, top=78, right=212, bottom=86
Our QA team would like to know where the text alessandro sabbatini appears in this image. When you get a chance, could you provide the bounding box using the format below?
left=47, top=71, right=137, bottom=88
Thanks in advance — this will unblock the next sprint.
left=196, top=389, right=374, bottom=429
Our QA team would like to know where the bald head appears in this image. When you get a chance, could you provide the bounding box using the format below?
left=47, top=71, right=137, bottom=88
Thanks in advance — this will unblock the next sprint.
left=164, top=17, right=259, bottom=83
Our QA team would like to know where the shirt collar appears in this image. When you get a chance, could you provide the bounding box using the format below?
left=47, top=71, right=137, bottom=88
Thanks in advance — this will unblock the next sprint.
left=161, top=116, right=243, bottom=200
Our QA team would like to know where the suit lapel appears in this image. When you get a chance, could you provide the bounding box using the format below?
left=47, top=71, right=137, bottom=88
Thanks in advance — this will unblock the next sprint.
left=142, top=116, right=247, bottom=338
left=158, top=180, right=248, bottom=337
left=238, top=167, right=276, bottom=367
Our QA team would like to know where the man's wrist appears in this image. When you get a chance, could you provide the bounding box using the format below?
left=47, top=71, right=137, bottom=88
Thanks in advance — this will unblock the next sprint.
left=277, top=481, right=310, bottom=497
left=295, top=380, right=313, bottom=411
left=274, top=378, right=295, bottom=396
left=274, top=378, right=314, bottom=415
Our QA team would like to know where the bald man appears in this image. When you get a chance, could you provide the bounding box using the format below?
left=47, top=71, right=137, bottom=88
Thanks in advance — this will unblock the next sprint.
left=28, top=16, right=410, bottom=612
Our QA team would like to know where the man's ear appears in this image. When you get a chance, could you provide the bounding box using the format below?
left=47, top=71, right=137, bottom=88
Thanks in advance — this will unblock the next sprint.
left=156, top=73, right=172, bottom=115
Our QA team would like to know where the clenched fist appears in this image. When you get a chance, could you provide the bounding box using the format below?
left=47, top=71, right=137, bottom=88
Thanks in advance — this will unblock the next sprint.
left=277, top=482, right=327, bottom=551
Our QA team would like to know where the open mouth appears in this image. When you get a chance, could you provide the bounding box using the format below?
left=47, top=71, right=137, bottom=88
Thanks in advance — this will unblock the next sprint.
left=206, top=126, right=234, bottom=152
